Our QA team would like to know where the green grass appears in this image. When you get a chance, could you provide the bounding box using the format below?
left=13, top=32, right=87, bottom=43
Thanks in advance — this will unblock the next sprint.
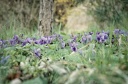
left=0, top=19, right=128, bottom=84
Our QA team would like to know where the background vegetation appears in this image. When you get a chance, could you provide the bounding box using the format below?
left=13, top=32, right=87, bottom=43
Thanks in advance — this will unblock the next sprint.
left=0, top=0, right=128, bottom=36
left=0, top=0, right=128, bottom=84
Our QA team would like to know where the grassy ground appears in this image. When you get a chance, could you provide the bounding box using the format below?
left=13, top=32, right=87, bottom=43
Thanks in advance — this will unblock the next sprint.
left=0, top=23, right=128, bottom=84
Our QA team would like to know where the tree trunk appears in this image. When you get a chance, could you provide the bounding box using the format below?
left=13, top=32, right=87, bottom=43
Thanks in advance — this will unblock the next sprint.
left=38, top=0, right=53, bottom=36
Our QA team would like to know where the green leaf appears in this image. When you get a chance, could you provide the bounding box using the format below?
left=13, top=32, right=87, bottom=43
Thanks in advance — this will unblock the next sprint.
left=22, top=77, right=45, bottom=84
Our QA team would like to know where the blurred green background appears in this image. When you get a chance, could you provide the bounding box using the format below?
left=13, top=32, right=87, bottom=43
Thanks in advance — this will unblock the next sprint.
left=0, top=0, right=128, bottom=39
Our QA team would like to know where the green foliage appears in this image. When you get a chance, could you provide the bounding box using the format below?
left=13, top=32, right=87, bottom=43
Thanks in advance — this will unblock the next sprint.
left=0, top=27, right=128, bottom=84
left=0, top=0, right=39, bottom=29
left=85, top=0, right=128, bottom=26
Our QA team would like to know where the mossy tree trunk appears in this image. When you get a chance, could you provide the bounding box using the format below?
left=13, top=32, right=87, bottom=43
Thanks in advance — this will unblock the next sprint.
left=38, top=0, right=53, bottom=36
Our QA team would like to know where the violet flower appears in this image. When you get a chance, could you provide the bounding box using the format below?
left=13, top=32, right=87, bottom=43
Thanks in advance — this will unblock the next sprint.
left=51, top=34, right=57, bottom=40
left=86, top=34, right=92, bottom=42
left=114, top=29, right=125, bottom=35
left=13, top=35, right=19, bottom=41
left=35, top=36, right=53, bottom=45
left=58, top=34, right=63, bottom=41
left=26, top=38, right=33, bottom=43
left=0, top=40, right=3, bottom=48
left=9, top=39, right=16, bottom=46
left=71, top=35, right=77, bottom=42
left=34, top=39, right=40, bottom=44
left=96, top=32, right=109, bottom=43
left=9, top=35, right=22, bottom=46
left=70, top=42, right=78, bottom=52
left=21, top=38, right=32, bottom=46
left=39, top=37, right=47, bottom=45
left=46, top=36, right=52, bottom=44
left=34, top=48, right=41, bottom=58
left=81, top=35, right=87, bottom=44
left=89, top=32, right=93, bottom=35
left=60, top=41, right=65, bottom=49
left=22, top=40, right=27, bottom=46
left=0, top=40, right=2, bottom=45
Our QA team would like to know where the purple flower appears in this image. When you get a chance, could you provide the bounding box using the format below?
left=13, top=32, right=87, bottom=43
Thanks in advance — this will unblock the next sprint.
left=0, top=56, right=10, bottom=64
left=60, top=41, right=65, bottom=49
left=34, top=48, right=41, bottom=57
left=51, top=34, right=57, bottom=40
left=86, top=34, right=92, bottom=42
left=70, top=42, right=78, bottom=52
left=22, top=40, right=27, bottom=46
left=34, top=39, right=40, bottom=44
left=21, top=38, right=33, bottom=46
left=13, top=35, right=19, bottom=41
left=26, top=38, right=33, bottom=43
left=81, top=35, right=87, bottom=43
left=114, top=29, right=125, bottom=35
left=39, top=37, right=48, bottom=45
left=89, top=32, right=93, bottom=35
left=70, top=34, right=77, bottom=42
left=47, top=37, right=52, bottom=44
left=96, top=32, right=109, bottom=43
left=9, top=35, right=22, bottom=46
left=9, top=39, right=16, bottom=46
left=0, top=40, right=7, bottom=48
left=114, top=29, right=120, bottom=35
left=0, top=40, right=2, bottom=45
left=58, top=34, right=63, bottom=41
left=0, top=40, right=3, bottom=48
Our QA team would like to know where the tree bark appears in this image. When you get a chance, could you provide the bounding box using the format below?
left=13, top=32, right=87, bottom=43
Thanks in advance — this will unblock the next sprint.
left=38, top=0, right=53, bottom=36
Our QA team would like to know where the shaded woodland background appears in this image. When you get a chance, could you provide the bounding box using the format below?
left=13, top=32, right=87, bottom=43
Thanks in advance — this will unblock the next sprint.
left=0, top=0, right=128, bottom=33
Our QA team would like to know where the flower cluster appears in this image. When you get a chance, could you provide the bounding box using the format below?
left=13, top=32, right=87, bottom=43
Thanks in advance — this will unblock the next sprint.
left=22, top=35, right=56, bottom=46
left=0, top=29, right=127, bottom=53
left=9, top=35, right=22, bottom=46
left=81, top=32, right=93, bottom=44
left=114, top=29, right=124, bottom=35
left=96, top=32, right=109, bottom=43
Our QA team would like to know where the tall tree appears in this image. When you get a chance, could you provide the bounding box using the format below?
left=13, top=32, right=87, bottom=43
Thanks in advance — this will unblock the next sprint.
left=38, top=0, right=53, bottom=36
